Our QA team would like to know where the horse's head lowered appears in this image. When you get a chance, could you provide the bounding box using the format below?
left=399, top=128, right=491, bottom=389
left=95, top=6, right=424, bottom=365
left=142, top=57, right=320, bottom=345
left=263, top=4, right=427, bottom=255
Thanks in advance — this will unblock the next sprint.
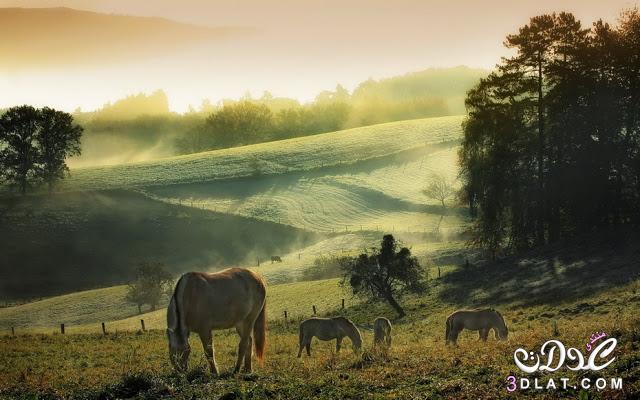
left=167, top=328, right=190, bottom=371
left=494, top=311, right=509, bottom=340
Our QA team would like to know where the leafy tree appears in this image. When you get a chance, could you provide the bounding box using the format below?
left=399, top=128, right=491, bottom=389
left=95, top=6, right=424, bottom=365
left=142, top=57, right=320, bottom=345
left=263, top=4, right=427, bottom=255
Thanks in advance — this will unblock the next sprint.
left=341, top=234, right=426, bottom=318
left=203, top=101, right=273, bottom=148
left=0, top=106, right=83, bottom=194
left=36, top=107, right=83, bottom=193
left=125, top=261, right=173, bottom=313
left=0, top=105, right=41, bottom=194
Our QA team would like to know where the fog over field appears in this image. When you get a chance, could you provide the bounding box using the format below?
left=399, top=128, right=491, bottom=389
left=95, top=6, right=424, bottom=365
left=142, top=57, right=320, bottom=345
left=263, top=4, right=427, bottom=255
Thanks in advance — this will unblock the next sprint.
left=1, top=0, right=634, bottom=112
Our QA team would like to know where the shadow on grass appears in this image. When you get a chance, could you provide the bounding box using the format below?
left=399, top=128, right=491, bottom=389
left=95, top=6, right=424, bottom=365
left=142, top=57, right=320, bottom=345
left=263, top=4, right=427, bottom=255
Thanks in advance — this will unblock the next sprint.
left=438, top=230, right=640, bottom=308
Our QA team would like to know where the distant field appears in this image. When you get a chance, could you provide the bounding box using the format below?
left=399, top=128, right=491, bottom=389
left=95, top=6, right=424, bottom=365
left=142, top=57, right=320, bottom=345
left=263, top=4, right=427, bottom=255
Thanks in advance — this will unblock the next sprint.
left=146, top=144, right=466, bottom=234
left=58, top=116, right=463, bottom=192
left=0, top=278, right=356, bottom=334
left=0, top=190, right=318, bottom=300
left=0, top=237, right=466, bottom=333
left=1, top=116, right=468, bottom=300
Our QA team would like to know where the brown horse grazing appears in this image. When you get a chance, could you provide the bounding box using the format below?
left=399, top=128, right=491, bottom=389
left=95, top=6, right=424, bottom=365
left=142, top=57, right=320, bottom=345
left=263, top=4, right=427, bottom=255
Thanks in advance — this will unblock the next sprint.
left=297, top=317, right=362, bottom=357
left=166, top=268, right=267, bottom=375
left=373, top=317, right=392, bottom=347
left=445, top=309, right=508, bottom=345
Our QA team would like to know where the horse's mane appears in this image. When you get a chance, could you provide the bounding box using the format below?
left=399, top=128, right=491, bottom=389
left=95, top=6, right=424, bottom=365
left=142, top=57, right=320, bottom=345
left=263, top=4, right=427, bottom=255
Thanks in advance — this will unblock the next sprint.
left=493, top=309, right=508, bottom=329
left=170, top=274, right=187, bottom=336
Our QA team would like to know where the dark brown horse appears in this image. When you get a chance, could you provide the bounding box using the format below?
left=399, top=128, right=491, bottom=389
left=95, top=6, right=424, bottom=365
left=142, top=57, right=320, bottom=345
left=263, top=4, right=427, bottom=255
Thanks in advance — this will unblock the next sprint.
left=167, top=268, right=267, bottom=374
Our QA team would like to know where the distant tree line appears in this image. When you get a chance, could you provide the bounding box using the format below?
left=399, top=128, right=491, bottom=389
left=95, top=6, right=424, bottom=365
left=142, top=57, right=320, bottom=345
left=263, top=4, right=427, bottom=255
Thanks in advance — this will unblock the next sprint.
left=460, top=10, right=640, bottom=256
left=69, top=67, right=485, bottom=160
left=0, top=105, right=82, bottom=194
left=175, top=92, right=351, bottom=153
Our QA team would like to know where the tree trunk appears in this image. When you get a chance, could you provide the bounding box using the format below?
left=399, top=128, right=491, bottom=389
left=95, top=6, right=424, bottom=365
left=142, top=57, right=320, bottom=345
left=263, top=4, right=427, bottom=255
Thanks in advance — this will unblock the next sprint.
left=536, top=53, right=546, bottom=246
left=385, top=293, right=406, bottom=318
left=137, top=304, right=141, bottom=314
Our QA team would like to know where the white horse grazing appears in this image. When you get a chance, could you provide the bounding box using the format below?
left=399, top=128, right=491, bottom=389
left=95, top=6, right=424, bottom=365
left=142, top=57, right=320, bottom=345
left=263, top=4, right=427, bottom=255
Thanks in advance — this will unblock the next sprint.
left=297, top=316, right=362, bottom=357
left=373, top=317, right=392, bottom=347
left=167, top=268, right=267, bottom=374
left=445, top=309, right=508, bottom=345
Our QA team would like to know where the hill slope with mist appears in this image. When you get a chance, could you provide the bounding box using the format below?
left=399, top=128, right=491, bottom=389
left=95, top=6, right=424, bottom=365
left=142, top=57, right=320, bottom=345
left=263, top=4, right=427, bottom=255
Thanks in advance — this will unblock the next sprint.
left=0, top=116, right=465, bottom=300
left=0, top=190, right=317, bottom=300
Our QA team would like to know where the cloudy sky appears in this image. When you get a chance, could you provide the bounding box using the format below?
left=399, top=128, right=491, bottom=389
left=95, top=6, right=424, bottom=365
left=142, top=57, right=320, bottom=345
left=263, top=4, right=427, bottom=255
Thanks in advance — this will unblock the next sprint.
left=1, top=0, right=637, bottom=112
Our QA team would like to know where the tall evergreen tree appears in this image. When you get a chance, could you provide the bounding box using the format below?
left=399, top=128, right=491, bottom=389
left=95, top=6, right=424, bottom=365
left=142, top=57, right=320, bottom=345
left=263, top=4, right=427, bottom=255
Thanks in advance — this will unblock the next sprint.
left=461, top=9, right=640, bottom=256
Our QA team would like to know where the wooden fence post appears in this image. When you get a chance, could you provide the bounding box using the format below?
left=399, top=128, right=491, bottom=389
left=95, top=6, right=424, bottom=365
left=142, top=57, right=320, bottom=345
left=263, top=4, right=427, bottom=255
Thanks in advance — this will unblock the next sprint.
left=140, top=319, right=146, bottom=331
left=101, top=322, right=106, bottom=335
left=11, top=326, right=15, bottom=337
left=284, top=310, right=288, bottom=323
left=341, top=299, right=345, bottom=309
left=60, top=324, right=65, bottom=334
left=312, top=305, right=317, bottom=315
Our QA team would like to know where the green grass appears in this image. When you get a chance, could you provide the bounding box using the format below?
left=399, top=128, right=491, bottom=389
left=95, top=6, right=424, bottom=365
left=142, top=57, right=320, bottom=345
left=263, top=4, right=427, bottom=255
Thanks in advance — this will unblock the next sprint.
left=58, top=116, right=463, bottom=192
left=1, top=253, right=639, bottom=399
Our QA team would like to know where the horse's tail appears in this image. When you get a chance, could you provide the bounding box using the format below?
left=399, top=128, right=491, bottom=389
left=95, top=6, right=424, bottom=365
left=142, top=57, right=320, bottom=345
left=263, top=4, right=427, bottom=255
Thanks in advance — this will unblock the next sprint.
left=299, top=321, right=304, bottom=345
left=445, top=315, right=451, bottom=343
left=253, top=300, right=267, bottom=362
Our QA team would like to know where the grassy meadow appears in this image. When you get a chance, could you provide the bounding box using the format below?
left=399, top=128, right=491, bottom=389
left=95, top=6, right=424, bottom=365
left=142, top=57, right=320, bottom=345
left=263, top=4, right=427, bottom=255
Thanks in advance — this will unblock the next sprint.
left=1, top=245, right=640, bottom=399
left=58, top=116, right=463, bottom=192
left=2, top=114, right=639, bottom=399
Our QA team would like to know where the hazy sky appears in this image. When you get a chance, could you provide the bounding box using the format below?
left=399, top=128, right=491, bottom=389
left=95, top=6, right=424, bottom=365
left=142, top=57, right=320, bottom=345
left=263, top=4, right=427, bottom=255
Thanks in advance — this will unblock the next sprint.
left=1, top=0, right=638, bottom=112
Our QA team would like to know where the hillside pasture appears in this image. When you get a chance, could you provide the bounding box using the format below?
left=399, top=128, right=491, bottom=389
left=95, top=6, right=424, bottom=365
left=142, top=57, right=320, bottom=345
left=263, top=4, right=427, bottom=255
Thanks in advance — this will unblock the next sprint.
left=57, top=116, right=463, bottom=192
left=144, top=141, right=465, bottom=234
left=1, top=243, right=639, bottom=399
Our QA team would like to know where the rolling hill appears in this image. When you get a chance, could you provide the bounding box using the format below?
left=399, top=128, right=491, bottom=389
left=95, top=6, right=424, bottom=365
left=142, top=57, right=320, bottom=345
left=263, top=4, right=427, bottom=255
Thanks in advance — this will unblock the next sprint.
left=0, top=116, right=466, bottom=301
left=58, top=116, right=463, bottom=191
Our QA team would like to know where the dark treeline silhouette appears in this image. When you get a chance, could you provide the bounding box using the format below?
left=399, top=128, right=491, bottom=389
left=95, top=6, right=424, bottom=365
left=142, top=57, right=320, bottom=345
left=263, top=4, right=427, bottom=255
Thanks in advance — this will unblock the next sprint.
left=460, top=10, right=640, bottom=256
